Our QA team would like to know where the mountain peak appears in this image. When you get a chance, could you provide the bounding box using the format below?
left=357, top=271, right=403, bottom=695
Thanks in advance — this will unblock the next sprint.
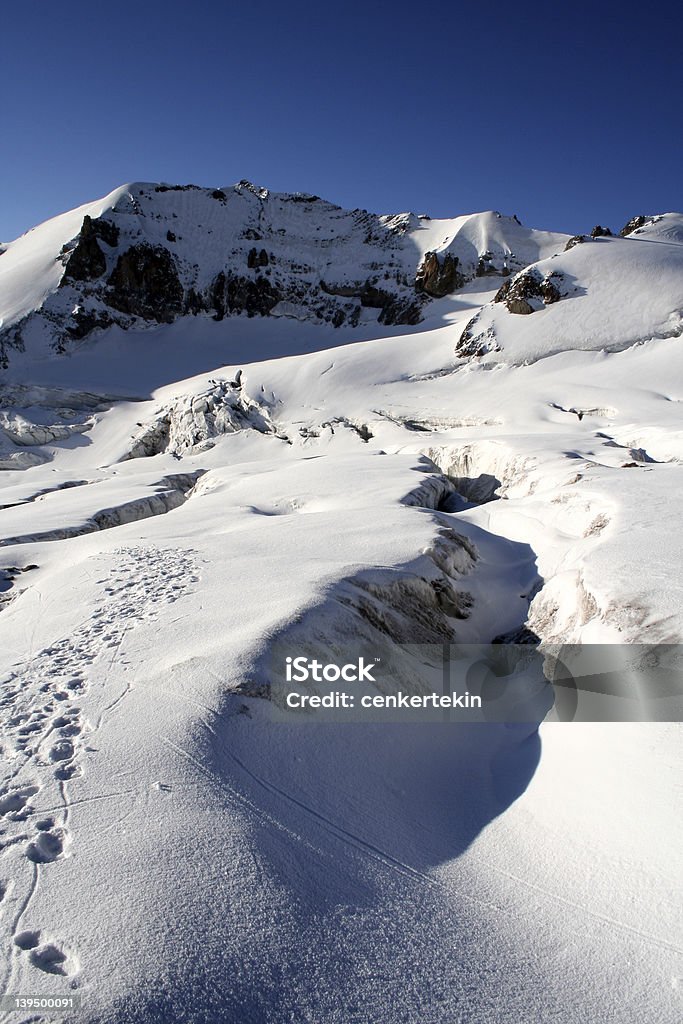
left=0, top=183, right=568, bottom=370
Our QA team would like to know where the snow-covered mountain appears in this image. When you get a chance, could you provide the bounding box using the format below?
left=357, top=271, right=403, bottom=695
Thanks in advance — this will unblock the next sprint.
left=0, top=185, right=681, bottom=1023
left=0, top=180, right=566, bottom=366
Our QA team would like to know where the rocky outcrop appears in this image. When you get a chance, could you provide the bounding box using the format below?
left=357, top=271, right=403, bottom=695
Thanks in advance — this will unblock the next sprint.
left=60, top=215, right=120, bottom=284
left=320, top=279, right=423, bottom=326
left=476, top=253, right=499, bottom=277
left=107, top=243, right=183, bottom=321
left=0, top=328, right=25, bottom=371
left=320, top=281, right=363, bottom=299
left=455, top=315, right=497, bottom=358
left=590, top=225, right=612, bottom=238
left=494, top=269, right=562, bottom=315
left=620, top=215, right=647, bottom=237
left=67, top=308, right=115, bottom=340
left=377, top=295, right=423, bottom=326
left=415, top=252, right=465, bottom=297
left=209, top=271, right=281, bottom=320
left=565, top=235, right=586, bottom=251
left=247, top=248, right=269, bottom=268
left=0, top=182, right=574, bottom=366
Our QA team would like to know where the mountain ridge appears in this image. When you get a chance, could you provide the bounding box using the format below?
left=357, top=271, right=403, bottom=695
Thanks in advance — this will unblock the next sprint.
left=0, top=180, right=568, bottom=368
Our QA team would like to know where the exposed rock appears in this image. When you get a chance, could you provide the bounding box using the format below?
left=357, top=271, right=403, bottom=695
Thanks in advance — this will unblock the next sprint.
left=183, top=288, right=204, bottom=315
left=476, top=255, right=498, bottom=277
left=494, top=269, right=562, bottom=315
left=415, top=251, right=464, bottom=297
left=107, top=244, right=183, bottom=322
left=209, top=271, right=281, bottom=320
left=67, top=308, right=114, bottom=340
left=321, top=418, right=374, bottom=442
left=320, top=279, right=423, bottom=325
left=60, top=215, right=120, bottom=283
left=155, top=184, right=201, bottom=193
left=540, top=275, right=562, bottom=304
left=620, top=215, right=647, bottom=237
left=565, top=235, right=586, bottom=251
left=0, top=326, right=25, bottom=370
left=286, top=193, right=321, bottom=203
left=359, top=282, right=392, bottom=309
left=456, top=315, right=493, bottom=357
left=507, top=296, right=535, bottom=316
left=247, top=248, right=269, bottom=269
left=92, top=218, right=120, bottom=248
left=236, top=180, right=269, bottom=200
left=0, top=183, right=575, bottom=365
left=320, top=280, right=363, bottom=299
left=378, top=295, right=423, bottom=326
left=590, top=225, right=612, bottom=238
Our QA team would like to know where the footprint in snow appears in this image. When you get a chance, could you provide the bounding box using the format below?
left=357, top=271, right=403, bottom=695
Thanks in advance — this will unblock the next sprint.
left=14, top=930, right=78, bottom=976
left=0, top=785, right=39, bottom=818
left=26, top=826, right=69, bottom=864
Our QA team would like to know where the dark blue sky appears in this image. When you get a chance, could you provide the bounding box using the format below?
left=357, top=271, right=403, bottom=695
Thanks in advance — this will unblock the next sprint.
left=3, top=0, right=681, bottom=240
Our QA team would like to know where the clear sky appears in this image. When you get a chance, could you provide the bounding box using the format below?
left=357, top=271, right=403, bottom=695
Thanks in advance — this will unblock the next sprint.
left=2, top=0, right=681, bottom=241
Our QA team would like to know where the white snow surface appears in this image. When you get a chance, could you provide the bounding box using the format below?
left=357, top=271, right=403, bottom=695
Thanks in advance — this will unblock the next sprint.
left=0, top=187, right=681, bottom=1023
left=463, top=226, right=683, bottom=363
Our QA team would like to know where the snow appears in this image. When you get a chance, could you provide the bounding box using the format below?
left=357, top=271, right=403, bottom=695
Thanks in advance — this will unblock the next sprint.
left=463, top=228, right=683, bottom=363
left=0, top=185, right=681, bottom=1023
left=0, top=185, right=131, bottom=329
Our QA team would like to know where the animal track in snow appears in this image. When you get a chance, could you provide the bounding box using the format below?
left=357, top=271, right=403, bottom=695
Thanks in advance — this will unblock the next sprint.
left=26, top=826, right=69, bottom=864
left=14, top=930, right=78, bottom=976
left=1, top=546, right=198, bottom=787
left=0, top=545, right=198, bottom=980
left=0, top=785, right=39, bottom=818
left=14, top=930, right=41, bottom=950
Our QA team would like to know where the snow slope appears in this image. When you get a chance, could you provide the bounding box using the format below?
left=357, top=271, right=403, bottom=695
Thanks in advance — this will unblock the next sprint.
left=0, top=187, right=681, bottom=1023
left=459, top=221, right=683, bottom=363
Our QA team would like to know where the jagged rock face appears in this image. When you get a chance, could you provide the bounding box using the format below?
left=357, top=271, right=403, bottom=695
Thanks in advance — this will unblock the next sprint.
left=60, top=215, right=120, bottom=284
left=493, top=268, right=562, bottom=315
left=566, top=227, right=611, bottom=251
left=620, top=215, right=647, bottom=237
left=209, top=271, right=281, bottom=320
left=454, top=263, right=568, bottom=354
left=415, top=252, right=464, bottom=297
left=377, top=294, right=423, bottom=326
left=476, top=253, right=501, bottom=277
left=107, top=243, right=184, bottom=322
left=319, top=279, right=423, bottom=325
left=67, top=309, right=114, bottom=341
left=0, top=183, right=571, bottom=363
left=246, top=248, right=269, bottom=269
